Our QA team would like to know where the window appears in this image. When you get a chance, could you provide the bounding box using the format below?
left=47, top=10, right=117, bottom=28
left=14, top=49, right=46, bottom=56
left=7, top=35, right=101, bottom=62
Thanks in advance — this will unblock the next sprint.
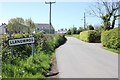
left=37, top=28, right=39, bottom=30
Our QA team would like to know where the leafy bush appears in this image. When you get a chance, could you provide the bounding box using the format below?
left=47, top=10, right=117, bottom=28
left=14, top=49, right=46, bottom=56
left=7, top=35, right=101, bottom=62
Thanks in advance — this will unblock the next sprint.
left=101, top=28, right=120, bottom=49
left=66, top=29, right=71, bottom=35
left=80, top=30, right=101, bottom=43
left=87, top=25, right=94, bottom=30
left=77, top=27, right=84, bottom=34
left=2, top=34, right=8, bottom=41
left=66, top=27, right=84, bottom=35
left=2, top=53, right=46, bottom=78
left=66, top=27, right=78, bottom=35
left=70, top=27, right=77, bottom=34
left=13, top=34, right=24, bottom=38
left=2, top=32, right=66, bottom=78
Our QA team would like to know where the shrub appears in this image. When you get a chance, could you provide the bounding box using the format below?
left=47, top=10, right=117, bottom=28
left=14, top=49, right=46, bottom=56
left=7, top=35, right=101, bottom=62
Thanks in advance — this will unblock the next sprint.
left=13, top=34, right=25, bottom=39
left=77, top=27, right=83, bottom=34
left=2, top=32, right=66, bottom=78
left=101, top=28, right=120, bottom=49
left=70, top=27, right=77, bottom=34
left=2, top=34, right=8, bottom=41
left=66, top=29, right=71, bottom=35
left=80, top=30, right=101, bottom=43
left=87, top=25, right=94, bottom=30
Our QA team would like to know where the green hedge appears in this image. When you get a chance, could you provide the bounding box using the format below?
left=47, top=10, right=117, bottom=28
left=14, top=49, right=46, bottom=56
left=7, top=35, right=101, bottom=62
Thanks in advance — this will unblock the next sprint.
left=2, top=32, right=66, bottom=78
left=80, top=30, right=101, bottom=43
left=101, top=28, right=120, bottom=49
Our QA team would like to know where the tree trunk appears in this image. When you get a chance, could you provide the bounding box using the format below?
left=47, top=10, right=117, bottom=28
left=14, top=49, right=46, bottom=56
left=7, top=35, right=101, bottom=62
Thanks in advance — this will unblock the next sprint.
left=111, top=16, right=116, bottom=29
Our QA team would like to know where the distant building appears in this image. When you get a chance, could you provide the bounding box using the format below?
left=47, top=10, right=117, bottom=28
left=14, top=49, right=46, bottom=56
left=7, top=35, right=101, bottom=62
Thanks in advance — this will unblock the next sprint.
left=57, top=28, right=67, bottom=34
left=35, top=23, right=55, bottom=34
left=0, top=23, right=7, bottom=34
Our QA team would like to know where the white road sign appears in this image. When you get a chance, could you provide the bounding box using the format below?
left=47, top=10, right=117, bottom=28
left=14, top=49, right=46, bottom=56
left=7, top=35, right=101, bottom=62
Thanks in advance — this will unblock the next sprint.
left=9, top=37, right=34, bottom=46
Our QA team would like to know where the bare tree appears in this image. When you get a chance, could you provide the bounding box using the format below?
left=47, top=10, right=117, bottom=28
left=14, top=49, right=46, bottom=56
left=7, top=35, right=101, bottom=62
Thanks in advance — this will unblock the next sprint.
left=89, top=0, right=120, bottom=30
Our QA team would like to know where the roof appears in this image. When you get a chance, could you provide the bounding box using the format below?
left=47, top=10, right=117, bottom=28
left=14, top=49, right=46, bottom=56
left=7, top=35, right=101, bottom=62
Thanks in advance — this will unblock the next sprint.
left=35, top=23, right=54, bottom=30
left=0, top=23, right=6, bottom=27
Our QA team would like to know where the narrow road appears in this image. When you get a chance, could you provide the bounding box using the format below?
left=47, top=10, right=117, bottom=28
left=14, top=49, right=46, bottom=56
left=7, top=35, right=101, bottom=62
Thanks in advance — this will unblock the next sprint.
left=56, top=37, right=118, bottom=78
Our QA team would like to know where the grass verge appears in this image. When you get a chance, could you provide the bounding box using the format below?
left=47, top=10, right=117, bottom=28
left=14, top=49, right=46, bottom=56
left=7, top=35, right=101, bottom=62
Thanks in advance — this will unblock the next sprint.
left=103, top=47, right=120, bottom=54
left=66, top=34, right=79, bottom=39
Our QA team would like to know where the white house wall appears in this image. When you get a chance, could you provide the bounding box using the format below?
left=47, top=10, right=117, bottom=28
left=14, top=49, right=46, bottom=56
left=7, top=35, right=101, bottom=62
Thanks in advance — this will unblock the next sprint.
left=0, top=25, right=6, bottom=34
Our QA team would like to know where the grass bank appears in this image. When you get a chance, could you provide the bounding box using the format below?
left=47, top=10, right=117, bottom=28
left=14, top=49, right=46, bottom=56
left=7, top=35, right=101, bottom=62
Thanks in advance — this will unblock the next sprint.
left=103, top=47, right=120, bottom=54
left=66, top=34, right=79, bottom=39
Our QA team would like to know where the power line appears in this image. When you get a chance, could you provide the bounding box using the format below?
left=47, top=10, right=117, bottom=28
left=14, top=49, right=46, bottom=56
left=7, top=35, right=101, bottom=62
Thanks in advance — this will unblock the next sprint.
left=45, top=1, right=56, bottom=34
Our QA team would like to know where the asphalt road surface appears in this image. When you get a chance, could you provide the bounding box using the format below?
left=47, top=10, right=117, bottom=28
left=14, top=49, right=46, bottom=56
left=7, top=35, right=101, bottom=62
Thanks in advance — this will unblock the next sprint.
left=56, top=37, right=118, bottom=78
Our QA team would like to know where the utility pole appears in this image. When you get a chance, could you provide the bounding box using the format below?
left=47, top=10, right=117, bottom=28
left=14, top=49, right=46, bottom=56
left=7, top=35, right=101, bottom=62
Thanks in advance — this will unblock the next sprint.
left=45, top=1, right=56, bottom=34
left=84, top=12, right=86, bottom=30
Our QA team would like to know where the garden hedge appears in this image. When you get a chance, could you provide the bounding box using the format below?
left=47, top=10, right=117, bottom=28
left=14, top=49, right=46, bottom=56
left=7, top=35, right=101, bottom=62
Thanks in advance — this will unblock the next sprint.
left=101, top=28, right=120, bottom=49
left=2, top=32, right=66, bottom=78
left=80, top=30, right=101, bottom=43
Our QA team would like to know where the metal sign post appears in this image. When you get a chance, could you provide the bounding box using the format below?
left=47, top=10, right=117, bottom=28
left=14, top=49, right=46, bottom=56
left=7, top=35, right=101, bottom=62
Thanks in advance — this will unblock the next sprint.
left=31, top=43, right=34, bottom=60
left=9, top=33, right=14, bottom=62
left=31, top=33, right=34, bottom=61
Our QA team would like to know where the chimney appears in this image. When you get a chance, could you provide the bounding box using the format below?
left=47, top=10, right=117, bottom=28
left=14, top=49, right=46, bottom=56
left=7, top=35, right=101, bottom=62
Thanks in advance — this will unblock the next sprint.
left=2, top=23, right=6, bottom=25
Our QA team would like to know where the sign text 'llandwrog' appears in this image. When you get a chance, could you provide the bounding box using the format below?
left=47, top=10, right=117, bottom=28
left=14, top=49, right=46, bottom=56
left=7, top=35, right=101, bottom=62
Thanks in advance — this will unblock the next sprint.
left=9, top=37, right=34, bottom=46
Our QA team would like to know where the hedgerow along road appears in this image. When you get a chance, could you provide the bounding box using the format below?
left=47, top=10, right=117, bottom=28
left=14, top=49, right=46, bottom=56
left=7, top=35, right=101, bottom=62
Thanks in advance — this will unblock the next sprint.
left=56, top=37, right=118, bottom=78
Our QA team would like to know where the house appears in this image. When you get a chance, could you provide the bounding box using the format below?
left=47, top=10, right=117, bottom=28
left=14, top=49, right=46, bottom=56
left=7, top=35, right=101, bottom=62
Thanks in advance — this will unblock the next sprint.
left=0, top=23, right=7, bottom=34
left=35, top=23, right=55, bottom=34
left=57, top=28, right=67, bottom=34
